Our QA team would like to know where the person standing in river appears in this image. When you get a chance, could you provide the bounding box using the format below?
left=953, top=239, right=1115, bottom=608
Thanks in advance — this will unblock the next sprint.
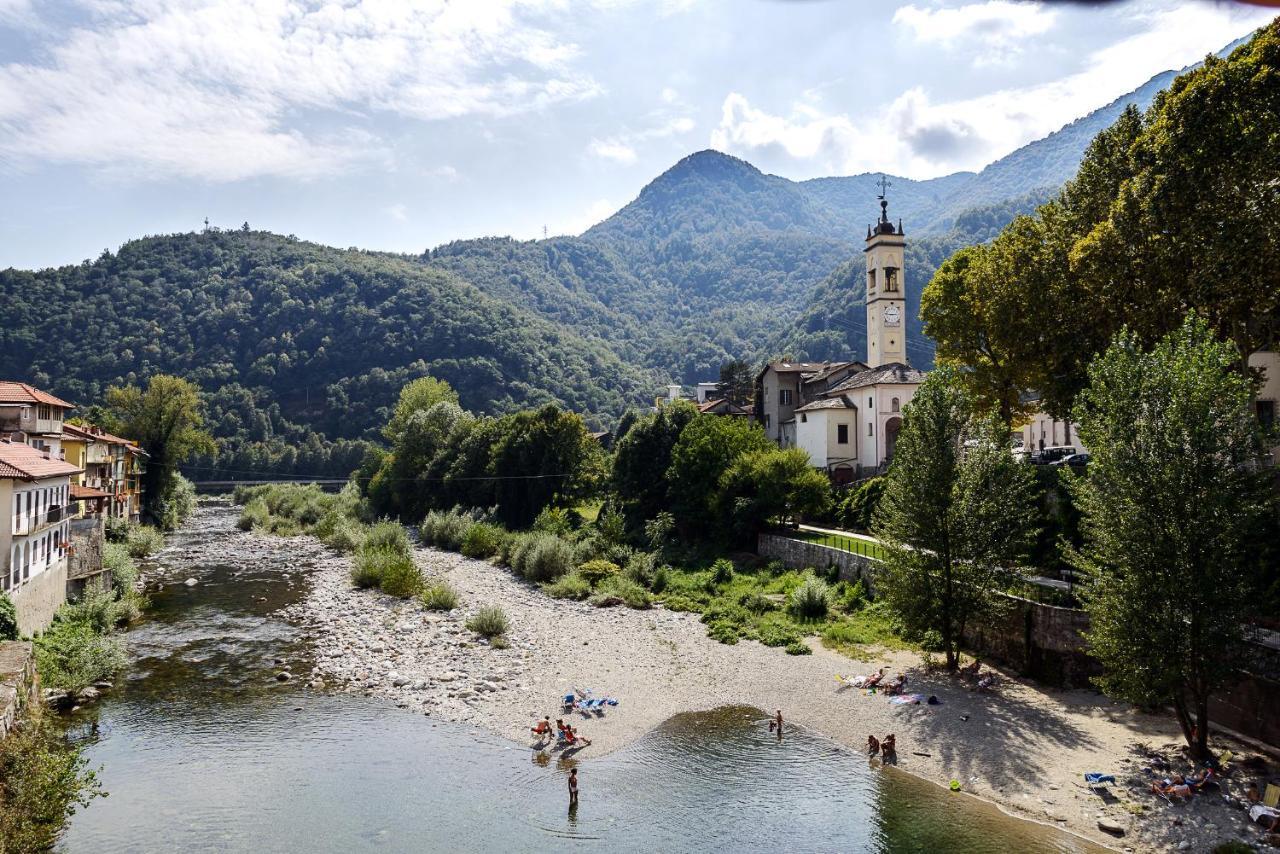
left=568, top=767, right=579, bottom=805
left=769, top=709, right=783, bottom=740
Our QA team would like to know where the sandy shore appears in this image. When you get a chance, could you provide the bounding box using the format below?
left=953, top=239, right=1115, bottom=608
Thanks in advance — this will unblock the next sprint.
left=276, top=537, right=1279, bottom=854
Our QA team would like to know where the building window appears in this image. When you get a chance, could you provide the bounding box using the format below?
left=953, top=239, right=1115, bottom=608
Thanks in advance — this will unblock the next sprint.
left=867, top=396, right=873, bottom=409
left=868, top=422, right=874, bottom=437
left=884, top=268, right=899, bottom=293
left=837, top=424, right=848, bottom=445
left=867, top=269, right=876, bottom=290
left=1258, top=400, right=1276, bottom=430
left=891, top=398, right=900, bottom=413
left=765, top=414, right=771, bottom=429
left=799, top=413, right=807, bottom=423
left=779, top=389, right=793, bottom=406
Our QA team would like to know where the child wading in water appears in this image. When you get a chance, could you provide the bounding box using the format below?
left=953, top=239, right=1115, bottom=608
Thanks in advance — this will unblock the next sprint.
left=768, top=709, right=783, bottom=739
left=568, top=768, right=579, bottom=805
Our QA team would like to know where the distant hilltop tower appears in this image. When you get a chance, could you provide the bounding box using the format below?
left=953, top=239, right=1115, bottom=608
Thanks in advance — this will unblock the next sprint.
left=864, top=176, right=907, bottom=368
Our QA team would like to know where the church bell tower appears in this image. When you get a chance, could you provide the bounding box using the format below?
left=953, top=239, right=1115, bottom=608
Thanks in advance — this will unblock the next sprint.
left=864, top=178, right=907, bottom=367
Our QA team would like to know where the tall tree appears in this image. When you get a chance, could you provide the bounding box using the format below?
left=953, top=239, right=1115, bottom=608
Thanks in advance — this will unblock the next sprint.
left=382, top=376, right=460, bottom=444
left=716, top=360, right=754, bottom=406
left=489, top=405, right=605, bottom=529
left=666, top=414, right=772, bottom=534
left=715, top=447, right=831, bottom=545
left=1071, top=316, right=1273, bottom=757
left=873, top=368, right=1038, bottom=670
left=105, top=375, right=215, bottom=529
left=609, top=401, right=697, bottom=532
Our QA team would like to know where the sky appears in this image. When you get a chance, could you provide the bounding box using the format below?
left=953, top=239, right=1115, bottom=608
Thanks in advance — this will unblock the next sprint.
left=0, top=0, right=1273, bottom=270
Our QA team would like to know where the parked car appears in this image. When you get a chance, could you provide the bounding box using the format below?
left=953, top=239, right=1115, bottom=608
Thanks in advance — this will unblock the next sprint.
left=1051, top=452, right=1091, bottom=470
left=1032, top=446, right=1077, bottom=465
left=1011, top=448, right=1033, bottom=464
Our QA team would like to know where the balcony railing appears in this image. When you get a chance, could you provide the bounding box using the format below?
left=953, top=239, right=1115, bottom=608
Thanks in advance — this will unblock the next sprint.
left=10, top=505, right=63, bottom=536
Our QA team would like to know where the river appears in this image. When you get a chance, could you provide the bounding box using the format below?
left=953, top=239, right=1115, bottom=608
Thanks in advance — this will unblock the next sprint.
left=56, top=503, right=1106, bottom=853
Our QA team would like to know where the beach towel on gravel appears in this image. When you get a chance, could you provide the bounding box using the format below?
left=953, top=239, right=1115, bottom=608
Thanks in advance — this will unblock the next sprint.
left=890, top=694, right=929, bottom=705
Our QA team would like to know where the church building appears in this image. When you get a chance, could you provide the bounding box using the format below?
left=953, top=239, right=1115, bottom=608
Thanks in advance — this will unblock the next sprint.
left=791, top=189, right=926, bottom=482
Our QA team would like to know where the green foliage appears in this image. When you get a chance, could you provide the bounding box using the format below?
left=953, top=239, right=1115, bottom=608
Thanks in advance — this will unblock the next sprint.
left=716, top=359, right=754, bottom=406
left=577, top=559, right=621, bottom=585
left=623, top=551, right=656, bottom=587
left=364, top=520, right=411, bottom=556
left=34, top=611, right=127, bottom=694
left=104, top=375, right=214, bottom=528
left=237, top=499, right=269, bottom=531
left=787, top=573, right=831, bottom=620
left=710, top=558, right=734, bottom=586
left=124, top=525, right=165, bottom=559
left=350, top=546, right=414, bottom=591
left=103, top=516, right=129, bottom=544
left=0, top=708, right=105, bottom=852
left=874, top=368, right=1038, bottom=669
left=756, top=620, right=801, bottom=648
left=715, top=447, right=832, bottom=542
left=839, top=477, right=885, bottom=532
left=420, top=582, right=461, bottom=611
left=460, top=522, right=505, bottom=559
left=466, top=605, right=509, bottom=639
left=832, top=579, right=868, bottom=613
left=610, top=404, right=698, bottom=532
left=589, top=575, right=653, bottom=609
left=378, top=555, right=424, bottom=599
left=532, top=507, right=574, bottom=537
left=650, top=565, right=670, bottom=594
left=322, top=517, right=366, bottom=553
left=383, top=376, right=460, bottom=443
left=544, top=572, right=593, bottom=601
left=820, top=604, right=912, bottom=655
left=509, top=533, right=574, bottom=582
left=784, top=641, right=812, bottom=656
left=0, top=593, right=17, bottom=640
left=667, top=415, right=772, bottom=531
left=1072, top=316, right=1274, bottom=756
left=420, top=509, right=475, bottom=552
left=103, top=543, right=145, bottom=623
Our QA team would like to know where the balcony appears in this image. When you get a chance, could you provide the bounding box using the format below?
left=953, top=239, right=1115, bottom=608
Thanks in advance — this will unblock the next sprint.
left=10, top=505, right=63, bottom=537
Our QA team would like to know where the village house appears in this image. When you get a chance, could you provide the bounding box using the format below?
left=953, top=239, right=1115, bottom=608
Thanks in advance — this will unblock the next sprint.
left=62, top=422, right=147, bottom=522
left=1, top=439, right=81, bottom=635
left=0, top=381, right=74, bottom=457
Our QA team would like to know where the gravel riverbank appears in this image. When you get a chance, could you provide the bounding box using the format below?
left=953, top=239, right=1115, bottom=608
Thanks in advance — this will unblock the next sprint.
left=251, top=521, right=1278, bottom=854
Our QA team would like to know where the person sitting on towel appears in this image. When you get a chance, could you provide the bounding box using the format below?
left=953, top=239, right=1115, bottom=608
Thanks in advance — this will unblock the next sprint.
left=864, top=668, right=887, bottom=689
left=531, top=716, right=553, bottom=738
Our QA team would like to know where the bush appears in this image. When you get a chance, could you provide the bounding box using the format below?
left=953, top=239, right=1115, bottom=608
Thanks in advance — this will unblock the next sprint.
left=103, top=515, right=129, bottom=543
left=577, top=559, right=620, bottom=586
left=420, top=509, right=474, bottom=552
left=737, top=590, right=777, bottom=615
left=833, top=579, right=868, bottom=613
left=544, top=572, right=592, bottom=601
left=710, top=558, right=734, bottom=586
left=0, top=708, right=104, bottom=851
left=511, top=533, right=574, bottom=582
left=651, top=565, right=670, bottom=594
left=125, top=525, right=165, bottom=558
left=706, top=620, right=741, bottom=644
left=784, top=641, right=812, bottom=655
left=322, top=518, right=366, bottom=553
left=237, top=499, right=269, bottom=531
left=420, top=582, right=461, bottom=611
left=34, top=616, right=127, bottom=694
left=788, top=573, right=831, bottom=620
left=660, top=593, right=700, bottom=612
left=378, top=553, right=423, bottom=598
left=460, top=522, right=504, bottom=559
left=364, top=520, right=411, bottom=556
left=590, top=576, right=652, bottom=609
left=623, top=551, right=656, bottom=587
left=351, top=546, right=401, bottom=589
left=756, top=621, right=801, bottom=648
left=467, top=605, right=509, bottom=639
left=0, top=593, right=18, bottom=640
left=532, top=507, right=573, bottom=537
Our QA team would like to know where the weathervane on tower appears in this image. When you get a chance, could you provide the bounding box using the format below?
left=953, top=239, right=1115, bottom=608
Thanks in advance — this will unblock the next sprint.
left=877, top=174, right=892, bottom=226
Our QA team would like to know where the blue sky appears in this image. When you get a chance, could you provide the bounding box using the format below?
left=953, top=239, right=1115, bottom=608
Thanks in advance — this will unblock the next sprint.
left=0, top=0, right=1273, bottom=270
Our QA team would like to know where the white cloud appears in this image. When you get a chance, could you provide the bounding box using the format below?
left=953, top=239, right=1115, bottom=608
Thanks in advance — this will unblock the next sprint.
left=554, top=197, right=616, bottom=236
left=588, top=139, right=638, bottom=164
left=713, top=3, right=1274, bottom=179
left=894, top=1, right=1056, bottom=65
left=0, top=0, right=605, bottom=181
left=0, top=0, right=31, bottom=25
left=386, top=203, right=408, bottom=222
left=587, top=114, right=695, bottom=164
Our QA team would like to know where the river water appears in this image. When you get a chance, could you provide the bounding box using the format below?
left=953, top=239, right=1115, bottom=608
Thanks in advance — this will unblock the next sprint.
left=56, top=504, right=1105, bottom=853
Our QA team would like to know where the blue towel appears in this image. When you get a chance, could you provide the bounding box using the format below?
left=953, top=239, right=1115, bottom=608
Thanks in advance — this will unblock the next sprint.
left=1084, top=773, right=1115, bottom=784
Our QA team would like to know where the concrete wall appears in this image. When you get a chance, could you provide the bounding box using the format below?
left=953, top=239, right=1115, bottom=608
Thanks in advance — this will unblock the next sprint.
left=963, top=595, right=1099, bottom=688
left=11, top=558, right=68, bottom=636
left=0, top=641, right=36, bottom=741
left=757, top=533, right=879, bottom=590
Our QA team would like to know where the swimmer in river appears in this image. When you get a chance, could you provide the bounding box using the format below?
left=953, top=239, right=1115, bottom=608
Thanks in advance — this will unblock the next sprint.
left=867, top=735, right=880, bottom=756
left=768, top=709, right=783, bottom=739
left=568, top=767, right=579, bottom=805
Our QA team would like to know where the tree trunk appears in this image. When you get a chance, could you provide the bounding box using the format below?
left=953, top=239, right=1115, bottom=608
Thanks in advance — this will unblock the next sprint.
left=1194, top=690, right=1211, bottom=760
left=1172, top=694, right=1195, bottom=748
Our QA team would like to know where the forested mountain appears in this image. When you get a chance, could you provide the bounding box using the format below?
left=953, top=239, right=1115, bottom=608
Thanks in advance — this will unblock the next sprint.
left=0, top=42, right=1229, bottom=473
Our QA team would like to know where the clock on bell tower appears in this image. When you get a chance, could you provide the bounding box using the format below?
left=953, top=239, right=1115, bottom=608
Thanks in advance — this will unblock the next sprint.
left=864, top=177, right=907, bottom=367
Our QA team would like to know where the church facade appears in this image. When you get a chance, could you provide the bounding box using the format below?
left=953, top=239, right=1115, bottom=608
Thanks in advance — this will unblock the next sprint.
left=783, top=192, right=926, bottom=482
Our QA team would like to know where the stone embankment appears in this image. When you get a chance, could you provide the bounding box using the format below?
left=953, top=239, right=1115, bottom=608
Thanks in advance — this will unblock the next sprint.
left=0, top=640, right=37, bottom=740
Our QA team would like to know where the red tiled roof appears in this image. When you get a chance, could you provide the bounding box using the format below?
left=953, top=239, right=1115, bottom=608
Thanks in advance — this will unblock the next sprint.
left=62, top=422, right=135, bottom=446
left=0, top=441, right=82, bottom=480
left=0, top=381, right=74, bottom=409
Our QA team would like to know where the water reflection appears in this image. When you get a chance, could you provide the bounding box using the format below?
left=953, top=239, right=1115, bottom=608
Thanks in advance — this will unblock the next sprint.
left=57, top=505, right=1105, bottom=853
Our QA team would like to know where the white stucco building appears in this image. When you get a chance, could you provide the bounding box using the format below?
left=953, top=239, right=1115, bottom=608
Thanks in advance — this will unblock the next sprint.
left=0, top=381, right=74, bottom=456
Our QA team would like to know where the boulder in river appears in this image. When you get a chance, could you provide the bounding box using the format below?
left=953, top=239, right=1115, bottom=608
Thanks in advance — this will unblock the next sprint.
left=184, top=578, right=199, bottom=587
left=275, top=671, right=293, bottom=682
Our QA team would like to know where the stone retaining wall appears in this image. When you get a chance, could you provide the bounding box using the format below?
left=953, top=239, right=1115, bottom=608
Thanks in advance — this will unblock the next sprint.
left=67, top=516, right=109, bottom=599
left=757, top=533, right=879, bottom=589
left=11, top=560, right=68, bottom=636
left=0, top=641, right=37, bottom=741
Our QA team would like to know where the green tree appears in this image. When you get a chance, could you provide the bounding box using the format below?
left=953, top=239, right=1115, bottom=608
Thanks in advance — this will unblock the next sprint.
left=715, top=447, right=831, bottom=544
left=1071, top=316, right=1273, bottom=757
left=105, top=375, right=215, bottom=529
left=609, top=401, right=697, bottom=532
left=666, top=414, right=772, bottom=533
left=382, top=376, right=460, bottom=444
left=716, top=359, right=754, bottom=407
left=873, top=368, right=1038, bottom=670
left=489, top=405, right=605, bottom=529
